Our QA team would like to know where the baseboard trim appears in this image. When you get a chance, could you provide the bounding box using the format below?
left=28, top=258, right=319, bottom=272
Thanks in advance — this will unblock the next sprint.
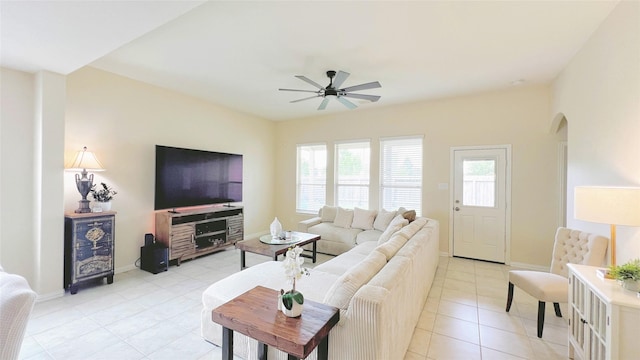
left=36, top=289, right=65, bottom=302
left=510, top=262, right=548, bottom=272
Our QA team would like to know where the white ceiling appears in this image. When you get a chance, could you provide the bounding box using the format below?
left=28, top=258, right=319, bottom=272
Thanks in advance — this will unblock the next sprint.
left=1, top=1, right=619, bottom=121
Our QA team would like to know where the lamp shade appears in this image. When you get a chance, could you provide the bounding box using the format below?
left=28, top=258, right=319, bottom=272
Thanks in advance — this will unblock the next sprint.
left=65, top=147, right=105, bottom=171
left=574, top=186, right=640, bottom=226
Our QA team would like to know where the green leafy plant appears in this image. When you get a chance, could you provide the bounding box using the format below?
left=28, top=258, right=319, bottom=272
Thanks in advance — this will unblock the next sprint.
left=609, top=259, right=640, bottom=281
left=90, top=182, right=117, bottom=202
left=280, top=289, right=305, bottom=310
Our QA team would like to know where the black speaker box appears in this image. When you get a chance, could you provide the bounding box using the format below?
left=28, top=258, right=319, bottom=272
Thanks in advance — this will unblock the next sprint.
left=141, top=244, right=168, bottom=274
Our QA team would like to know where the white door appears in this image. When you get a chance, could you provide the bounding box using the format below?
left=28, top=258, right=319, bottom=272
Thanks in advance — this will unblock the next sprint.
left=452, top=147, right=509, bottom=263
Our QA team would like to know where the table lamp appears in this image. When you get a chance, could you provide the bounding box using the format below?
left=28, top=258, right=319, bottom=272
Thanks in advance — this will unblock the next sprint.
left=574, top=186, right=640, bottom=266
left=65, top=146, right=105, bottom=213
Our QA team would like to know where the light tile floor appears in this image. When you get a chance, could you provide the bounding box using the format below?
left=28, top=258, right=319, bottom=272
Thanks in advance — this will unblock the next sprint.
left=20, top=251, right=569, bottom=359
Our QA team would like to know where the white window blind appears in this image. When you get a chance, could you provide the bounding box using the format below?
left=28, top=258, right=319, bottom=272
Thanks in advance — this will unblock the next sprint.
left=296, top=144, right=327, bottom=213
left=335, top=141, right=370, bottom=209
left=380, top=137, right=422, bottom=215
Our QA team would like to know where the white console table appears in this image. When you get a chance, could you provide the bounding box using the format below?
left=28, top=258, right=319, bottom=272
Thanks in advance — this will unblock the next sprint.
left=568, top=264, right=640, bottom=360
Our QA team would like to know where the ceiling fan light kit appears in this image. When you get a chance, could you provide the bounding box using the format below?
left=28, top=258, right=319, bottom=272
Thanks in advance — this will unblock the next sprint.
left=279, top=70, right=381, bottom=110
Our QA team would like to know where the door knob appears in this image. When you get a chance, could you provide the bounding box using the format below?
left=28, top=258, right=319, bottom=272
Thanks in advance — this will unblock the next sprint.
left=454, top=207, right=460, bottom=211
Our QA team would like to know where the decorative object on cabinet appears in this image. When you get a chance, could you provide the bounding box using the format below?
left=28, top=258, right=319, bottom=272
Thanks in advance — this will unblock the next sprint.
left=568, top=263, right=640, bottom=360
left=155, top=206, right=243, bottom=266
left=609, top=259, right=640, bottom=292
left=90, top=182, right=117, bottom=212
left=574, top=186, right=640, bottom=266
left=506, top=227, right=608, bottom=338
left=64, top=212, right=116, bottom=294
left=65, top=146, right=105, bottom=213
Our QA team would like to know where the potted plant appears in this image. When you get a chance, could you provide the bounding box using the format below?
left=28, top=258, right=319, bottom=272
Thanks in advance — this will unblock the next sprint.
left=609, top=259, right=640, bottom=292
left=90, top=182, right=117, bottom=212
left=279, top=246, right=310, bottom=317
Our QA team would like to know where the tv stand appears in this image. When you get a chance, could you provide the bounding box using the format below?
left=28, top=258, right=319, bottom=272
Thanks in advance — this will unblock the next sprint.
left=155, top=206, right=243, bottom=265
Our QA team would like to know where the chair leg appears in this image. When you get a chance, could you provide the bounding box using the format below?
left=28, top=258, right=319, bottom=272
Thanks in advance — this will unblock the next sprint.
left=537, top=301, right=545, bottom=338
left=554, top=302, right=562, bottom=317
left=506, top=282, right=514, bottom=312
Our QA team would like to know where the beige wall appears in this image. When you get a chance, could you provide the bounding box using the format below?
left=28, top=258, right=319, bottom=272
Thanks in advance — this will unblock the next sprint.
left=64, top=67, right=277, bottom=273
left=552, top=0, right=640, bottom=265
left=275, top=85, right=563, bottom=267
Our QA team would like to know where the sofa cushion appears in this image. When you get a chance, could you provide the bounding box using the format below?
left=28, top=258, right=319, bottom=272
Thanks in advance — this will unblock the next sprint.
left=308, top=223, right=361, bottom=247
left=334, top=207, right=354, bottom=228
left=375, top=233, right=409, bottom=260
left=314, top=250, right=369, bottom=276
left=377, top=215, right=408, bottom=245
left=323, top=251, right=387, bottom=309
left=355, top=229, right=382, bottom=244
left=373, top=208, right=396, bottom=231
left=351, top=208, right=377, bottom=230
left=396, top=217, right=428, bottom=240
left=320, top=205, right=338, bottom=222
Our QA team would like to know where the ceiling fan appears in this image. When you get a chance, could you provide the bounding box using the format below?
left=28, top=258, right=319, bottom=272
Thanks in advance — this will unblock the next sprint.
left=279, top=70, right=381, bottom=110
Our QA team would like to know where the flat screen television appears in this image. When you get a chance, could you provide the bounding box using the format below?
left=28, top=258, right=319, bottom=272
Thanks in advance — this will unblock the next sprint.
left=154, top=145, right=243, bottom=210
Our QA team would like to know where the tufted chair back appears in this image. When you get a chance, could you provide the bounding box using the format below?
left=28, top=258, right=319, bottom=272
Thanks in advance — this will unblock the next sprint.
left=550, top=227, right=609, bottom=278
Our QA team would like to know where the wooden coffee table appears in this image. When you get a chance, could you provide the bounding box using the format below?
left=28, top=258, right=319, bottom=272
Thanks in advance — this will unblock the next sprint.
left=212, top=285, right=339, bottom=360
left=235, top=231, right=320, bottom=270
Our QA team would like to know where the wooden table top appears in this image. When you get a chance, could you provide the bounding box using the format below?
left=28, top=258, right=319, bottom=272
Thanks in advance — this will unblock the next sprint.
left=212, top=285, right=339, bottom=358
left=235, top=232, right=320, bottom=257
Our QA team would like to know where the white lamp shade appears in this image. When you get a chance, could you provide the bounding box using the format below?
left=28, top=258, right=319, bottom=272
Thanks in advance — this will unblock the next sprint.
left=65, top=147, right=105, bottom=171
left=574, top=186, right=640, bottom=226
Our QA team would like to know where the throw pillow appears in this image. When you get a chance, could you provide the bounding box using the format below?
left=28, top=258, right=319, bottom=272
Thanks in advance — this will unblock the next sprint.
left=377, top=215, right=409, bottom=245
left=402, top=210, right=417, bottom=222
left=373, top=208, right=396, bottom=231
left=333, top=207, right=354, bottom=228
left=320, top=205, right=338, bottom=222
left=351, top=207, right=377, bottom=230
left=375, top=233, right=409, bottom=260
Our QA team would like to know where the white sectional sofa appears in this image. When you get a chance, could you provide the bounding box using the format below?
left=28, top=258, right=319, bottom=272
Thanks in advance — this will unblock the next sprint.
left=298, top=206, right=416, bottom=255
left=201, top=215, right=439, bottom=360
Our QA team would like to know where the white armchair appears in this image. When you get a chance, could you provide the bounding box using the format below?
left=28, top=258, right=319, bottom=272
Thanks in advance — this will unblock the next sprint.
left=505, top=227, right=608, bottom=337
left=1, top=266, right=37, bottom=360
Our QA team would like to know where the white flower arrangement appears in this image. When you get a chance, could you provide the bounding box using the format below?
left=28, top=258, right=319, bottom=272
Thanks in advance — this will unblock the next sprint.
left=282, top=245, right=309, bottom=292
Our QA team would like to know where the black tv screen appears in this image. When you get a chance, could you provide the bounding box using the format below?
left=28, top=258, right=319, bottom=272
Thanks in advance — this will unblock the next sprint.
left=155, top=145, right=243, bottom=210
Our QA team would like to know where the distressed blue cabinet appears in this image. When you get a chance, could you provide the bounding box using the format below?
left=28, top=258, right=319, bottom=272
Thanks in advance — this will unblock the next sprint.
left=64, top=212, right=116, bottom=294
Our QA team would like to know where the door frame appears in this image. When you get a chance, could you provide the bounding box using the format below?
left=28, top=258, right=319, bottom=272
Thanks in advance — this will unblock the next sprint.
left=448, top=145, right=512, bottom=264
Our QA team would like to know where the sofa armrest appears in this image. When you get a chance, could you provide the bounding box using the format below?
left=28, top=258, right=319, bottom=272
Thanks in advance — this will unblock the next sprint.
left=298, top=217, right=322, bottom=232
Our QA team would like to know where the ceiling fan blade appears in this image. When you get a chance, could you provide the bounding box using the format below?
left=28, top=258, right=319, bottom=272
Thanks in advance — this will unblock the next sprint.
left=295, top=75, right=324, bottom=90
left=318, top=98, right=330, bottom=110
left=341, top=93, right=381, bottom=102
left=341, top=81, right=381, bottom=93
left=291, top=95, right=320, bottom=103
left=332, top=71, right=350, bottom=89
left=336, top=96, right=357, bottom=110
left=279, top=88, right=320, bottom=93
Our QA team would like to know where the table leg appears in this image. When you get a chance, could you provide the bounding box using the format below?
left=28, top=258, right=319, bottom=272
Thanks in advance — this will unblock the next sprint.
left=317, top=334, right=328, bottom=360
left=273, top=253, right=278, bottom=261
left=240, top=250, right=246, bottom=270
left=312, top=241, right=317, bottom=263
left=258, top=341, right=268, bottom=360
left=222, top=327, right=233, bottom=360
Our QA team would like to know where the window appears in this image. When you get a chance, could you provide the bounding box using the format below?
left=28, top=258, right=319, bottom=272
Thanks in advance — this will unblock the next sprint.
left=462, top=159, right=496, bottom=207
left=296, top=144, right=327, bottom=213
left=335, top=141, right=370, bottom=208
left=380, top=137, right=422, bottom=215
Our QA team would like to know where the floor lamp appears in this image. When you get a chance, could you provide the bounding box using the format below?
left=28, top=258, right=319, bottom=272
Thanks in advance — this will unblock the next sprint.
left=574, top=186, right=640, bottom=266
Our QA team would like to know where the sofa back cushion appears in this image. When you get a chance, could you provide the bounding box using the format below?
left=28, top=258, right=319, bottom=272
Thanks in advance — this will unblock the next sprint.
left=375, top=233, right=409, bottom=261
left=334, top=207, right=354, bottom=228
left=351, top=207, right=377, bottom=230
left=396, top=217, right=428, bottom=239
left=373, top=208, right=396, bottom=231
left=323, top=250, right=387, bottom=309
left=320, top=205, right=338, bottom=222
left=377, top=215, right=408, bottom=245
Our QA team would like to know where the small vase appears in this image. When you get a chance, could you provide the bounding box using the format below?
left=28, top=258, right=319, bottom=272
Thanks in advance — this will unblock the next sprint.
left=270, top=217, right=282, bottom=238
left=92, top=201, right=111, bottom=212
left=621, top=279, right=640, bottom=292
left=280, top=290, right=304, bottom=317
